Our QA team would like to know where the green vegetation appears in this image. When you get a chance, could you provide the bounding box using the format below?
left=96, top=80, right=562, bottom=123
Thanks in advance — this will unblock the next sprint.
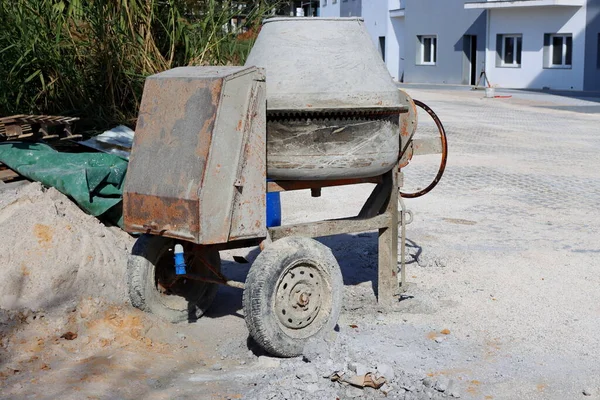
left=0, top=0, right=277, bottom=132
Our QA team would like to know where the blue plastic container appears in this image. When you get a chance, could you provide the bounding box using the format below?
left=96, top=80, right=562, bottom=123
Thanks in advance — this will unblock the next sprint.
left=266, top=181, right=281, bottom=228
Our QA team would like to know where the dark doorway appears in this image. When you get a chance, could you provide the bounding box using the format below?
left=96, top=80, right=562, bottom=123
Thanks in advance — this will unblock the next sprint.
left=463, top=35, right=478, bottom=85
left=379, top=36, right=386, bottom=61
left=470, top=35, right=477, bottom=85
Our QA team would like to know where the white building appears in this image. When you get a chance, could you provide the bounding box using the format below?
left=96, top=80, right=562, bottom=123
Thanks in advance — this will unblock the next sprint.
left=319, top=0, right=600, bottom=91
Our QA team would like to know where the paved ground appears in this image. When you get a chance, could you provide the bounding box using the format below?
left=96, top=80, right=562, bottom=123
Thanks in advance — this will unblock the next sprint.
left=382, top=86, right=600, bottom=399
left=2, top=87, right=599, bottom=400
left=212, top=86, right=600, bottom=399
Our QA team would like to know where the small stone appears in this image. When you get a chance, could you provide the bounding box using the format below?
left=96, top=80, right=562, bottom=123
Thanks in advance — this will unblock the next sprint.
left=188, top=369, right=194, bottom=374
left=450, top=390, right=461, bottom=398
left=345, top=386, right=364, bottom=398
left=210, top=363, right=222, bottom=371
left=239, top=360, right=246, bottom=365
left=434, top=377, right=450, bottom=392
left=583, top=389, right=592, bottom=396
left=176, top=332, right=186, bottom=340
left=380, top=383, right=393, bottom=394
left=257, top=355, right=281, bottom=369
left=296, top=366, right=318, bottom=383
left=376, top=315, right=385, bottom=322
left=435, top=337, right=445, bottom=343
left=403, top=385, right=416, bottom=392
left=422, top=377, right=434, bottom=388
left=376, top=363, right=395, bottom=380
left=348, top=362, right=369, bottom=376
left=303, top=338, right=329, bottom=363
left=305, top=383, right=320, bottom=393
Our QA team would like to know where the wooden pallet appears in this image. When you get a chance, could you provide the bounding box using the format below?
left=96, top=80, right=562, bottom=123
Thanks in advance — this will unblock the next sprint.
left=0, top=162, right=25, bottom=185
left=0, top=114, right=81, bottom=142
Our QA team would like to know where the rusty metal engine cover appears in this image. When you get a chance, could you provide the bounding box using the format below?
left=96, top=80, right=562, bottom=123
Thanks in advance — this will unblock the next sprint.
left=123, top=66, right=267, bottom=244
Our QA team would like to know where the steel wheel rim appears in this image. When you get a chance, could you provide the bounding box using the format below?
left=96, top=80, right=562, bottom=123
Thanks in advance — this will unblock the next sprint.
left=274, top=260, right=328, bottom=337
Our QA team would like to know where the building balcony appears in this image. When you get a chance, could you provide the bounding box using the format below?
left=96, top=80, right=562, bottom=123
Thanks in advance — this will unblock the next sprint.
left=388, top=0, right=405, bottom=17
left=464, top=0, right=584, bottom=9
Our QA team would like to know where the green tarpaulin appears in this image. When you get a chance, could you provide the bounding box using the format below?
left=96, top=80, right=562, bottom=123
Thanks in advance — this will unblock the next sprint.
left=0, top=142, right=127, bottom=226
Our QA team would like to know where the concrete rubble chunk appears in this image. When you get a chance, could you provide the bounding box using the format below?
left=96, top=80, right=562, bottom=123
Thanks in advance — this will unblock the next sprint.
left=345, top=386, right=365, bottom=398
left=348, top=362, right=369, bottom=376
left=422, top=377, right=434, bottom=388
left=303, top=337, right=330, bottom=363
left=257, top=356, right=280, bottom=369
left=295, top=366, right=318, bottom=383
left=376, top=363, right=395, bottom=380
left=434, top=376, right=450, bottom=392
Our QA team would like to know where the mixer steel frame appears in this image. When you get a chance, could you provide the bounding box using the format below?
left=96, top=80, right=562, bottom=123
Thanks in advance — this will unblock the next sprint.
left=264, top=164, right=406, bottom=305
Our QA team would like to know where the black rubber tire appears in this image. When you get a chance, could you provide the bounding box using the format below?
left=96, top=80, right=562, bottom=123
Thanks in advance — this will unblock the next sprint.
left=127, top=234, right=220, bottom=323
left=243, top=236, right=343, bottom=357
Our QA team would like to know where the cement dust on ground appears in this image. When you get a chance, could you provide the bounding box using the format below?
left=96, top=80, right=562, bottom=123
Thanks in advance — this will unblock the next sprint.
left=1, top=87, right=600, bottom=399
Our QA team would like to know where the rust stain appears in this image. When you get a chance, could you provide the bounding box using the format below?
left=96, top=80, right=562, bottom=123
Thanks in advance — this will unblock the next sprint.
left=124, top=193, right=199, bottom=243
left=427, top=331, right=438, bottom=340
left=236, top=119, right=243, bottom=131
left=425, top=368, right=470, bottom=378
left=537, top=383, right=547, bottom=392
left=21, top=264, right=30, bottom=276
left=466, top=380, right=482, bottom=395
left=440, top=329, right=451, bottom=335
left=33, top=224, right=53, bottom=248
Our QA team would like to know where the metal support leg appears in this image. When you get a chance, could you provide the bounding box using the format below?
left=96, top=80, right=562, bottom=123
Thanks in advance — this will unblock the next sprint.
left=397, top=171, right=413, bottom=294
left=377, top=166, right=399, bottom=306
left=398, top=195, right=407, bottom=293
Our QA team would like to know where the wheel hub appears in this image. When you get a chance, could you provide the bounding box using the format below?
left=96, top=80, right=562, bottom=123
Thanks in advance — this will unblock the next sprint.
left=275, top=263, right=324, bottom=330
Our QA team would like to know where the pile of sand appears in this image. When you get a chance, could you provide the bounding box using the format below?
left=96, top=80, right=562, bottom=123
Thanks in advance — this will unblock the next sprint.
left=0, top=182, right=133, bottom=314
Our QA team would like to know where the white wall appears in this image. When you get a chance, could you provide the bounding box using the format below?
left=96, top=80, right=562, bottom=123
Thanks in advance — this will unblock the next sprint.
left=362, top=0, right=406, bottom=81
left=486, top=6, right=587, bottom=90
left=319, top=0, right=340, bottom=17
left=362, top=0, right=388, bottom=49
left=386, top=16, right=405, bottom=81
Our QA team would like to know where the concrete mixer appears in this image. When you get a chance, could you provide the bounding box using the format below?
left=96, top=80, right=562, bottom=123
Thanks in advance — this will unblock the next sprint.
left=122, top=17, right=447, bottom=357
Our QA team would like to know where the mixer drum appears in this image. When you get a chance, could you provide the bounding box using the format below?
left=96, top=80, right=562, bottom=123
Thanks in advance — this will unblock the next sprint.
left=245, top=18, right=405, bottom=180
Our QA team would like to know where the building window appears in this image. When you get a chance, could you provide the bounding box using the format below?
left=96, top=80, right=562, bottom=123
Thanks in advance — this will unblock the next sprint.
left=544, top=33, right=572, bottom=68
left=499, top=34, right=522, bottom=67
left=417, top=35, right=437, bottom=65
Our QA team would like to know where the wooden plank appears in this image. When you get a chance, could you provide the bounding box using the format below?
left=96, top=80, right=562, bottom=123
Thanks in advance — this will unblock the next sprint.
left=377, top=165, right=399, bottom=306
left=0, top=169, right=20, bottom=181
left=358, top=173, right=392, bottom=219
left=268, top=213, right=391, bottom=241
left=267, top=176, right=382, bottom=193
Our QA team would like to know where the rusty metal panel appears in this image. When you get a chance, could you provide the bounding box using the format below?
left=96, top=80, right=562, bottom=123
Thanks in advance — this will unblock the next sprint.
left=228, top=73, right=267, bottom=241
left=124, top=66, right=266, bottom=244
left=201, top=68, right=267, bottom=242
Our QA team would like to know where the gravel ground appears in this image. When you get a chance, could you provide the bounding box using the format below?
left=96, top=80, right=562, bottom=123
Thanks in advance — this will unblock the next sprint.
left=1, top=87, right=599, bottom=399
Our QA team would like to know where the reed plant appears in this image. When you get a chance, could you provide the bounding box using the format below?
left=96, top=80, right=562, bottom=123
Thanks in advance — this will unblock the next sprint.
left=0, top=0, right=277, bottom=132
